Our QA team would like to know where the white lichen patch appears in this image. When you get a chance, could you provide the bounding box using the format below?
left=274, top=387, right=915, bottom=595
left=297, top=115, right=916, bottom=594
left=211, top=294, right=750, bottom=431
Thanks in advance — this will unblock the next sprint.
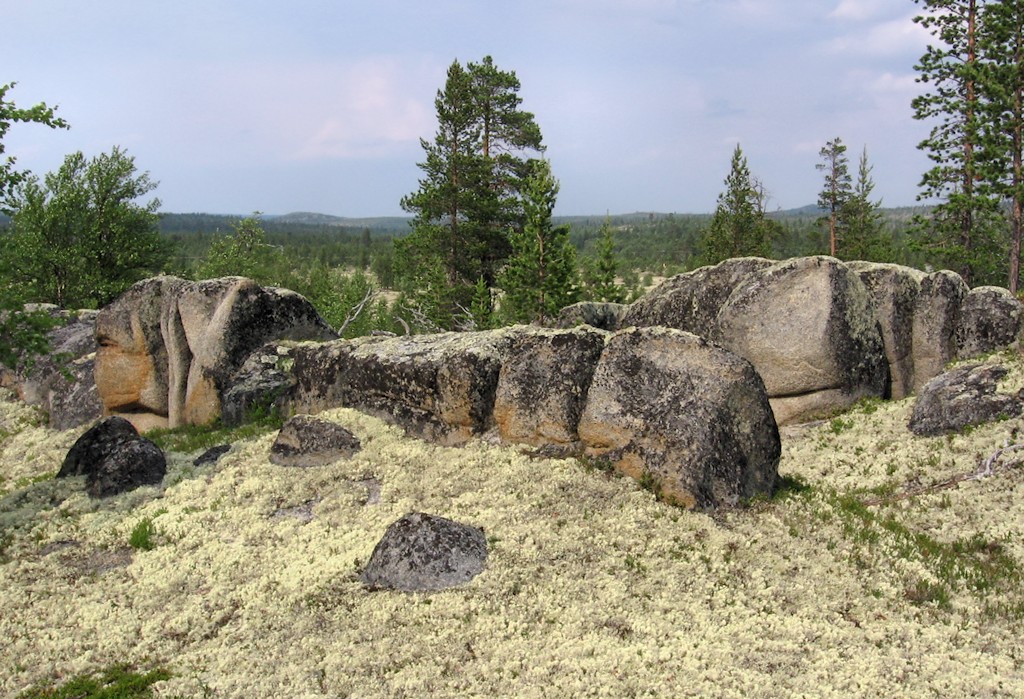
left=2, top=389, right=1024, bottom=697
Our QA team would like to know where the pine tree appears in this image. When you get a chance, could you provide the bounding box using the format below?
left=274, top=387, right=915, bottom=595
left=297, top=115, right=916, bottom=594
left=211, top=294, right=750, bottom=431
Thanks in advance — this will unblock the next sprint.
left=699, top=144, right=775, bottom=266
left=838, top=147, right=891, bottom=261
left=816, top=137, right=852, bottom=257
left=398, top=57, right=543, bottom=329
left=913, top=0, right=1007, bottom=286
left=499, top=159, right=579, bottom=324
left=979, top=0, right=1024, bottom=291
left=586, top=217, right=628, bottom=303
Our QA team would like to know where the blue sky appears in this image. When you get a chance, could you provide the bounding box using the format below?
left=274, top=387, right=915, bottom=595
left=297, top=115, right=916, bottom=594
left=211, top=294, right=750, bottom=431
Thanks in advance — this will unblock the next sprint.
left=5, top=0, right=934, bottom=217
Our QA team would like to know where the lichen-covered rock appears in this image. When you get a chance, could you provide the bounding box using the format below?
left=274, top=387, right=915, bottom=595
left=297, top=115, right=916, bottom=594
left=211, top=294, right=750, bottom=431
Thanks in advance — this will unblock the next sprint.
left=286, top=330, right=517, bottom=445
left=95, top=276, right=336, bottom=431
left=554, top=302, right=629, bottom=331
left=0, top=308, right=103, bottom=429
left=846, top=262, right=925, bottom=400
left=713, top=256, right=889, bottom=425
left=361, top=512, right=488, bottom=592
left=269, top=415, right=361, bottom=467
left=493, top=326, right=607, bottom=447
left=909, top=362, right=1024, bottom=436
left=58, top=416, right=166, bottom=498
left=577, top=327, right=780, bottom=509
left=955, top=286, right=1023, bottom=360
left=222, top=343, right=297, bottom=427
left=621, top=257, right=774, bottom=337
left=911, top=270, right=969, bottom=394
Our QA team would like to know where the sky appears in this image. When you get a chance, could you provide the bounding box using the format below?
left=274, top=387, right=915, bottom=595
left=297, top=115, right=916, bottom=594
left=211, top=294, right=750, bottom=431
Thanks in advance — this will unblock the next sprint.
left=4, top=0, right=936, bottom=217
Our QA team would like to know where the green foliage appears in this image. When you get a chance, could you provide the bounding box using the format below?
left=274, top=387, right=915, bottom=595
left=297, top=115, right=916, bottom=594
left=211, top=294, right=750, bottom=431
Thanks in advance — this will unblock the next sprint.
left=583, top=217, right=628, bottom=303
left=146, top=411, right=283, bottom=454
left=698, top=144, right=777, bottom=265
left=196, top=213, right=285, bottom=283
left=398, top=56, right=544, bottom=329
left=499, top=159, right=580, bottom=324
left=3, top=147, right=168, bottom=308
left=16, top=664, right=170, bottom=699
left=0, top=82, right=69, bottom=212
left=838, top=147, right=893, bottom=262
left=128, top=517, right=158, bottom=551
left=0, top=302, right=62, bottom=370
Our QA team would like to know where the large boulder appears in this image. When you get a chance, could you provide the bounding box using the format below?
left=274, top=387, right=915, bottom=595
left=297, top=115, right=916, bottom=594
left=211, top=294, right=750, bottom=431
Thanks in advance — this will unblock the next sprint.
left=95, top=276, right=336, bottom=432
left=286, top=330, right=514, bottom=445
left=492, top=326, right=607, bottom=447
left=911, top=270, right=969, bottom=394
left=846, top=262, right=925, bottom=400
left=577, top=327, right=780, bottom=509
left=955, top=286, right=1023, bottom=360
left=58, top=416, right=166, bottom=498
left=621, top=257, right=774, bottom=337
left=361, top=512, right=488, bottom=592
left=909, top=361, right=1024, bottom=436
left=713, top=256, right=889, bottom=425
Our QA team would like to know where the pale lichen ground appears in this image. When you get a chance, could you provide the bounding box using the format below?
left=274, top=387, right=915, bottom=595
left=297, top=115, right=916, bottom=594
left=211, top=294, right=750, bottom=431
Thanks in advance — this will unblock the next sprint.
left=2, top=357, right=1024, bottom=697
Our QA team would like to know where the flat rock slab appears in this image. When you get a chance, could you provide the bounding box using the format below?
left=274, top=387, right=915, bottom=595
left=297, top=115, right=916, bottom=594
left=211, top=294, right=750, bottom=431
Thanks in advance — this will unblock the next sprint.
left=361, top=512, right=487, bottom=592
left=269, top=415, right=361, bottom=467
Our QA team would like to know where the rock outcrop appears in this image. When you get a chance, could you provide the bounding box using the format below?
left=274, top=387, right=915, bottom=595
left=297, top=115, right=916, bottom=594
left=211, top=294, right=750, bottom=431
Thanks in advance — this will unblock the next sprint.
left=555, top=302, right=628, bottom=331
left=910, top=270, right=970, bottom=395
left=909, top=361, right=1024, bottom=436
left=265, top=324, right=783, bottom=508
left=94, top=276, right=336, bottom=432
left=361, top=512, right=488, bottom=592
left=58, top=416, right=166, bottom=498
left=577, top=327, right=780, bottom=509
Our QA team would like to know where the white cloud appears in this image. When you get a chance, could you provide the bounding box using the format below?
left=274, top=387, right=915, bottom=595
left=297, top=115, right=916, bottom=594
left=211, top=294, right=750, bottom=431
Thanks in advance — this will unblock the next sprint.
left=829, top=0, right=888, bottom=22
left=825, top=13, right=931, bottom=57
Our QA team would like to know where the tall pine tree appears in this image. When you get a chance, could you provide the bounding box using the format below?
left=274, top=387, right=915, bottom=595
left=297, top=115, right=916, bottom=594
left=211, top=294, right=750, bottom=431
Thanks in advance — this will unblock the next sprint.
left=398, top=57, right=543, bottom=329
left=816, top=137, right=852, bottom=257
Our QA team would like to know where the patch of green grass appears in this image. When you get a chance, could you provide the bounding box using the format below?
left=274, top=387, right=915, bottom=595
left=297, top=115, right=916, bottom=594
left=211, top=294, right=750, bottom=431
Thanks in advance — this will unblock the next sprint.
left=828, top=417, right=855, bottom=435
left=146, top=413, right=284, bottom=454
left=128, top=517, right=158, bottom=551
left=17, top=664, right=170, bottom=698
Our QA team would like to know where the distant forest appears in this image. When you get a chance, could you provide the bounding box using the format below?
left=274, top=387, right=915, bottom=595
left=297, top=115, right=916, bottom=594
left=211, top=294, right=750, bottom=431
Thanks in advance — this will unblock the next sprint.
left=156, top=206, right=935, bottom=288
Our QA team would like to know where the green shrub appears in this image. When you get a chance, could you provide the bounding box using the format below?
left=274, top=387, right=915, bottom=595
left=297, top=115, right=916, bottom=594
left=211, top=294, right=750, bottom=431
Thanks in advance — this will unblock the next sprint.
left=17, top=664, right=170, bottom=698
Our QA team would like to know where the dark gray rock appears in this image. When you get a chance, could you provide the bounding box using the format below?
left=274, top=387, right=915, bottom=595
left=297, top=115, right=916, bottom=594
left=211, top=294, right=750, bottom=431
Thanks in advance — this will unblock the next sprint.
left=909, top=362, right=1024, bottom=436
left=193, top=444, right=231, bottom=467
left=58, top=416, right=166, bottom=498
left=955, top=286, right=1023, bottom=360
left=269, top=415, right=361, bottom=467
left=361, top=512, right=488, bottom=592
left=577, top=327, right=780, bottom=509
left=554, top=302, right=629, bottom=331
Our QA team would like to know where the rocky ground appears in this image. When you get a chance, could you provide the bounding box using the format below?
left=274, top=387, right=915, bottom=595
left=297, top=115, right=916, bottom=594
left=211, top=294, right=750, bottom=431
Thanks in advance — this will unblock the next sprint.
left=2, top=356, right=1023, bottom=697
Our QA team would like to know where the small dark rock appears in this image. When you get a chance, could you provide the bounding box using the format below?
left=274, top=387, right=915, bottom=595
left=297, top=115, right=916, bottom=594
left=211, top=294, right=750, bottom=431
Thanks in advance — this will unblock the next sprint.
left=59, top=416, right=166, bottom=498
left=194, top=444, right=231, bottom=466
left=361, top=512, right=488, bottom=592
left=269, top=415, right=362, bottom=467
left=909, top=362, right=1024, bottom=436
